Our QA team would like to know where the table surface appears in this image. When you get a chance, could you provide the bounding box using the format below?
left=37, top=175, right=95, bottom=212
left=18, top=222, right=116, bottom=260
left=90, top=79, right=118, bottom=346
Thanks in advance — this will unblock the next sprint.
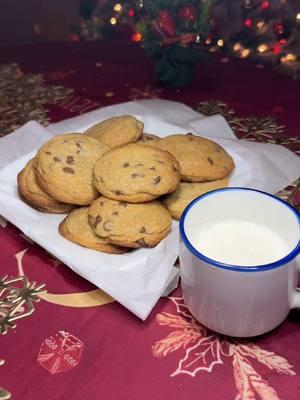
left=0, top=40, right=299, bottom=400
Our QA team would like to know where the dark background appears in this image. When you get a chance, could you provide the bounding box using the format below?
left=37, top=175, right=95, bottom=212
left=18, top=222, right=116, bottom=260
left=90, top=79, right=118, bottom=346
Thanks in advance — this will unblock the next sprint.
left=0, top=0, right=81, bottom=46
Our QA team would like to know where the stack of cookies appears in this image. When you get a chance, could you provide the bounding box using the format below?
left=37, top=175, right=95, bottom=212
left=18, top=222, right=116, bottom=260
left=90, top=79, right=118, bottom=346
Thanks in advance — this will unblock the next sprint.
left=17, top=114, right=235, bottom=254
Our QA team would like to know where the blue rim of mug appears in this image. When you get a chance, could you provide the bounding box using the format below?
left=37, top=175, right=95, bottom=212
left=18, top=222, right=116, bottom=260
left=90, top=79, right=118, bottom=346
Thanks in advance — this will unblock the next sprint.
left=179, top=187, right=300, bottom=272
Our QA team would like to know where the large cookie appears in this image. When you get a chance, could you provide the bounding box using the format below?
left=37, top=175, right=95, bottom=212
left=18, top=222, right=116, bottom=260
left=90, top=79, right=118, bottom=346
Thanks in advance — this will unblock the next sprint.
left=59, top=207, right=127, bottom=254
left=17, top=158, right=74, bottom=213
left=93, top=143, right=181, bottom=203
left=162, top=178, right=229, bottom=220
left=35, top=133, right=110, bottom=205
left=88, top=196, right=172, bottom=248
left=84, top=115, right=143, bottom=148
left=154, top=133, right=235, bottom=182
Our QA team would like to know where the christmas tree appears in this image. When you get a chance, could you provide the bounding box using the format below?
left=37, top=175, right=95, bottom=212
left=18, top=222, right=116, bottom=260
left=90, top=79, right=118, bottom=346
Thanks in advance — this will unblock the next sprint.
left=75, top=0, right=300, bottom=85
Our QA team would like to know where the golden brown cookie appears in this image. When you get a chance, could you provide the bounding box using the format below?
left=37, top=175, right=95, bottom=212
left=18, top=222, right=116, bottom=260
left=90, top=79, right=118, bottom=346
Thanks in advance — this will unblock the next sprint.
left=59, top=207, right=128, bottom=254
left=84, top=115, right=143, bottom=148
left=162, top=178, right=229, bottom=220
left=136, top=133, right=161, bottom=146
left=153, top=133, right=235, bottom=182
left=88, top=196, right=172, bottom=248
left=93, top=143, right=181, bottom=203
left=17, top=158, right=74, bottom=213
left=35, top=133, right=110, bottom=205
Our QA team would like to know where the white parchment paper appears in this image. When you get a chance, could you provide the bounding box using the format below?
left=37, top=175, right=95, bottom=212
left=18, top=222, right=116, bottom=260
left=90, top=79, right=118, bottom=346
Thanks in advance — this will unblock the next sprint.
left=0, top=100, right=299, bottom=320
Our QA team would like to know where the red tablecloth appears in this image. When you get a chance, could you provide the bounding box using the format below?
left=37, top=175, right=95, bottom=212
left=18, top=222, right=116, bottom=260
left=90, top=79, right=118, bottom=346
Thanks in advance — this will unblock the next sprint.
left=0, top=40, right=299, bottom=400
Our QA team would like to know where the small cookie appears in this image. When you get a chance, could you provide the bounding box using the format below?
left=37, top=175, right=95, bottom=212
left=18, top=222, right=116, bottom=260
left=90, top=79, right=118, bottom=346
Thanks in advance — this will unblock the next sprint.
left=35, top=133, right=110, bottom=205
left=17, top=158, right=74, bottom=213
left=88, top=196, right=172, bottom=248
left=153, top=133, right=235, bottom=182
left=162, top=178, right=229, bottom=220
left=84, top=115, right=143, bottom=148
left=93, top=143, right=181, bottom=203
left=59, top=207, right=127, bottom=254
left=136, top=133, right=161, bottom=146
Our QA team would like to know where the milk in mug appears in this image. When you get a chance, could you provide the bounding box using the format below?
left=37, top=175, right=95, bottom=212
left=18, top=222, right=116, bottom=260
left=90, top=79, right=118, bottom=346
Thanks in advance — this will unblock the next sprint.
left=190, top=220, right=289, bottom=266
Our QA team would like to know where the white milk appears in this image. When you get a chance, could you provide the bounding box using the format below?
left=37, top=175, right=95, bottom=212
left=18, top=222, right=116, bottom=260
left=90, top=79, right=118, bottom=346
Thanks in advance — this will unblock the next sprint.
left=192, top=220, right=289, bottom=266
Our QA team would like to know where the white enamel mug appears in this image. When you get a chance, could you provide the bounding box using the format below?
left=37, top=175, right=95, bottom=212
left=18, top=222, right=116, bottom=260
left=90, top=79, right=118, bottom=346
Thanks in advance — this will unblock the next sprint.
left=179, top=188, right=300, bottom=337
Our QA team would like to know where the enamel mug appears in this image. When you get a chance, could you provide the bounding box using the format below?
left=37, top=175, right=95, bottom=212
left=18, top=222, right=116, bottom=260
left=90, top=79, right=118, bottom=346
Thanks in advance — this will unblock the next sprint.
left=179, top=188, right=300, bottom=337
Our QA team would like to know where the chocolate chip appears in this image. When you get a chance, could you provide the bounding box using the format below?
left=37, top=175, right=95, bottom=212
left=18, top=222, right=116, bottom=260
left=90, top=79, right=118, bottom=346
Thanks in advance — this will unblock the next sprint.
left=224, top=166, right=229, bottom=170
left=157, top=160, right=165, bottom=165
left=139, top=226, right=146, bottom=233
left=76, top=150, right=81, bottom=154
left=100, top=201, right=105, bottom=206
left=66, top=156, right=75, bottom=164
left=207, top=157, right=214, bottom=165
left=62, top=167, right=75, bottom=174
left=186, top=132, right=193, bottom=136
left=103, top=220, right=112, bottom=232
left=131, top=173, right=145, bottom=178
left=149, top=167, right=156, bottom=171
left=112, top=211, right=119, bottom=216
left=46, top=151, right=52, bottom=155
left=136, top=238, right=149, bottom=247
left=89, top=215, right=102, bottom=229
left=153, top=176, right=161, bottom=185
left=123, top=162, right=129, bottom=167
left=76, top=142, right=82, bottom=149
left=114, top=190, right=124, bottom=195
left=53, top=156, right=61, bottom=162
left=135, top=163, right=143, bottom=167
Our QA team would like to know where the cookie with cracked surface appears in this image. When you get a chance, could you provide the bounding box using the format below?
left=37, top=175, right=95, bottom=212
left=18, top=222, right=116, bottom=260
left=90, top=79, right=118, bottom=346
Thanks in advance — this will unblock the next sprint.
left=88, top=196, right=172, bottom=248
left=136, top=133, right=161, bottom=146
left=35, top=133, right=110, bottom=205
left=152, top=133, right=235, bottom=182
left=93, top=143, right=181, bottom=203
left=59, top=207, right=128, bottom=254
left=162, top=178, right=229, bottom=220
left=17, top=158, right=74, bottom=213
left=84, top=115, right=143, bottom=148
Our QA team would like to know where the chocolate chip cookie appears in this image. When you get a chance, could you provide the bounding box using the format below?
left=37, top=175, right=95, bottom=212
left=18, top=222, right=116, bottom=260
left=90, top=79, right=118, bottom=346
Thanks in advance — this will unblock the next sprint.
left=35, top=133, right=110, bottom=205
left=153, top=133, right=235, bottom=182
left=93, top=143, right=181, bottom=203
left=162, top=178, right=229, bottom=220
left=59, top=207, right=128, bottom=253
left=84, top=115, right=143, bottom=148
left=17, top=158, right=74, bottom=213
left=137, top=133, right=161, bottom=146
left=88, top=196, right=172, bottom=248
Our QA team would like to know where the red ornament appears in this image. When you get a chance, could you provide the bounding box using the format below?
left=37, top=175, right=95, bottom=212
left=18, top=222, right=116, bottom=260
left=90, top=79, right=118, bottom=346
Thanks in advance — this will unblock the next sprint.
left=273, top=22, right=284, bottom=35
left=273, top=43, right=281, bottom=55
left=245, top=18, right=252, bottom=27
left=261, top=1, right=269, bottom=9
left=177, top=5, right=198, bottom=22
left=180, top=33, right=196, bottom=45
left=157, top=10, right=176, bottom=37
left=129, top=9, right=135, bottom=17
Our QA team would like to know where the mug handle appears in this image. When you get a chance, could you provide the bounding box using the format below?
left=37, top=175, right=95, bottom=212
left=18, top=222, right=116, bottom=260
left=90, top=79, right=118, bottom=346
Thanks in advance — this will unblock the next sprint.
left=290, top=255, right=300, bottom=308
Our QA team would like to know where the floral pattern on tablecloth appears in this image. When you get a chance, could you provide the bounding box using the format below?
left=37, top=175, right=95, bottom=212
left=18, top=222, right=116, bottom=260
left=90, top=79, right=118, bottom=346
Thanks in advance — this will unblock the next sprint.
left=153, top=297, right=296, bottom=400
